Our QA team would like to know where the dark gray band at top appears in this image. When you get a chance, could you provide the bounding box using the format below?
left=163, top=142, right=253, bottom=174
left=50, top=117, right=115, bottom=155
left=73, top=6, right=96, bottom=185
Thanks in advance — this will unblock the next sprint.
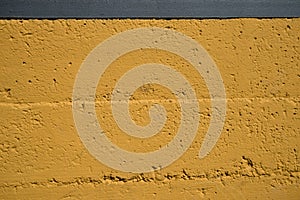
left=0, top=0, right=299, bottom=19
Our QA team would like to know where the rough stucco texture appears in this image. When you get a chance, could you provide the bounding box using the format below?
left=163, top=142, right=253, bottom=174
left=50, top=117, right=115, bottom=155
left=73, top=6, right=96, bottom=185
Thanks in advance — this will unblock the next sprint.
left=0, top=19, right=299, bottom=199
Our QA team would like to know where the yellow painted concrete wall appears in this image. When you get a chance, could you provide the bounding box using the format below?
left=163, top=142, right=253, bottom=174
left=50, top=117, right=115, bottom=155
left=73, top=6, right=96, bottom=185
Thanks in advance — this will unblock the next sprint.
left=0, top=19, right=299, bottom=199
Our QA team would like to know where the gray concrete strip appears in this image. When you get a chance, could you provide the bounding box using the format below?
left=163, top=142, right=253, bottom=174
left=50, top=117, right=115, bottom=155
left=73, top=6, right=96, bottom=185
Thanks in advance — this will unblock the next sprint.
left=0, top=0, right=299, bottom=19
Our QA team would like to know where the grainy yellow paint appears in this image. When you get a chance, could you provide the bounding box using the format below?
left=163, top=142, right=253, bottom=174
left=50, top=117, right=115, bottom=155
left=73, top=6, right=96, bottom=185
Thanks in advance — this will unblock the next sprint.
left=0, top=19, right=299, bottom=199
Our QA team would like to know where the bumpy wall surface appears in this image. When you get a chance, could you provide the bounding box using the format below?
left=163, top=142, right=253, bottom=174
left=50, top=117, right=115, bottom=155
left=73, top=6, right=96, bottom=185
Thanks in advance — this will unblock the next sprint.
left=0, top=19, right=299, bottom=199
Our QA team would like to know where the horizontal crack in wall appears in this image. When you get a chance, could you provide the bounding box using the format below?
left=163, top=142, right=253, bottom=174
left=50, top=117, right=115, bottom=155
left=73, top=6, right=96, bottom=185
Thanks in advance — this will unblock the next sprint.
left=1, top=166, right=299, bottom=189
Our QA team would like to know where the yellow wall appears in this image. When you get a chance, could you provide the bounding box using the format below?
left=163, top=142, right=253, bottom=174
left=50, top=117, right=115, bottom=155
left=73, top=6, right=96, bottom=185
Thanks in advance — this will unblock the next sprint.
left=0, top=19, right=299, bottom=199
